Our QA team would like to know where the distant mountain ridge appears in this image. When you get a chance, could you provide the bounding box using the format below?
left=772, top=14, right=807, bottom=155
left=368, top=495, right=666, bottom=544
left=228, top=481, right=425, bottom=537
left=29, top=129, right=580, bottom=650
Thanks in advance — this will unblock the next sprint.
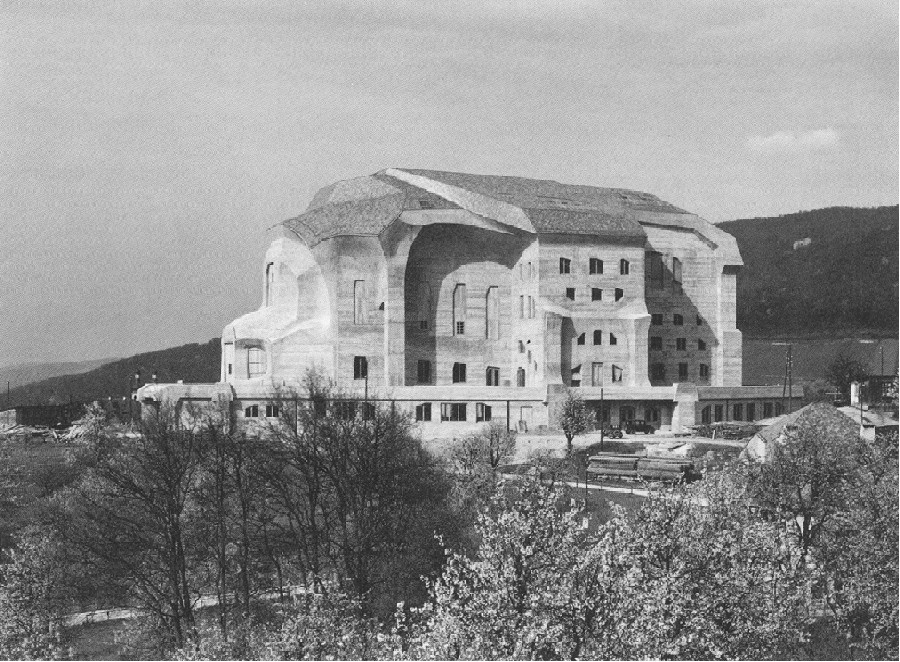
left=0, top=357, right=117, bottom=393
left=4, top=339, right=220, bottom=408
left=719, top=205, right=898, bottom=338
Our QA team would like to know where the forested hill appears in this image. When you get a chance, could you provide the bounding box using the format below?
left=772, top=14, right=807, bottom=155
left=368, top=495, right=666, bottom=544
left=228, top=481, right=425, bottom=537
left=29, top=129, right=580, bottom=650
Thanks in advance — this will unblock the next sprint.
left=5, top=339, right=220, bottom=407
left=719, top=205, right=898, bottom=338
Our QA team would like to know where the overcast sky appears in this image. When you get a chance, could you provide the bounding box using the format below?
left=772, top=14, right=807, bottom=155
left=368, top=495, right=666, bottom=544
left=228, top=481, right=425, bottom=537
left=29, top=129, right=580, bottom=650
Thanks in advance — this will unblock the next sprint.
left=1, top=0, right=897, bottom=366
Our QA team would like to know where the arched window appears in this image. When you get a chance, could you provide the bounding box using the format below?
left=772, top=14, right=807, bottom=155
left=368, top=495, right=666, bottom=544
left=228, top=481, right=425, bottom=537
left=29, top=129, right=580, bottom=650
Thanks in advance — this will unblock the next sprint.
left=248, top=347, right=266, bottom=377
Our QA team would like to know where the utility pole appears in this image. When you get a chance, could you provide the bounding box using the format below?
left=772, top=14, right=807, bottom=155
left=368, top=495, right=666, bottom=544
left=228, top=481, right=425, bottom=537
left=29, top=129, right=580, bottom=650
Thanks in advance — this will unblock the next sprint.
left=772, top=342, right=793, bottom=414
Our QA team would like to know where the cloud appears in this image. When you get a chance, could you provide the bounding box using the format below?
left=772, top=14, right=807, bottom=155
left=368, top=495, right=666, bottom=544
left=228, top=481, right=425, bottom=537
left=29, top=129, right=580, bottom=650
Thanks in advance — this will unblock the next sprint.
left=746, top=128, right=840, bottom=153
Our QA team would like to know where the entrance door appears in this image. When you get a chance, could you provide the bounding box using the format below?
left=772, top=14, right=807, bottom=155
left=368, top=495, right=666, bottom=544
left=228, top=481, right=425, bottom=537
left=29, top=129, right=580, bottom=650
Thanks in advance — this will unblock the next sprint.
left=519, top=406, right=533, bottom=432
left=619, top=406, right=635, bottom=422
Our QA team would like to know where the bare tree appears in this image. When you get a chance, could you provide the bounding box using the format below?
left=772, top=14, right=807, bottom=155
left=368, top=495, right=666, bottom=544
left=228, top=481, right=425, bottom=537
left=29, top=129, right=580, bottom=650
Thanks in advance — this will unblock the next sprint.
left=557, top=390, right=591, bottom=455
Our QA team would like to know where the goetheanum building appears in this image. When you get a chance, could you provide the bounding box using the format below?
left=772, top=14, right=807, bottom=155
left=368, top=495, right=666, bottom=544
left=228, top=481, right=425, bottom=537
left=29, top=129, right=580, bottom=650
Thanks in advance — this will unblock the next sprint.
left=139, top=169, right=784, bottom=435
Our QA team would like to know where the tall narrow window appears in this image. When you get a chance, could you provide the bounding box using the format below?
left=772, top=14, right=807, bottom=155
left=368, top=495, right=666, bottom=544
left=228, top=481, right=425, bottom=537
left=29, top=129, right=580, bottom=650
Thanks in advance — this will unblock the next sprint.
left=452, top=362, right=467, bottom=383
left=673, top=313, right=684, bottom=326
left=559, top=257, right=571, bottom=274
left=589, top=257, right=603, bottom=274
left=353, top=356, right=368, bottom=380
left=577, top=333, right=585, bottom=345
left=701, top=406, right=711, bottom=423
left=529, top=296, right=536, bottom=318
left=733, top=404, right=743, bottom=421
left=453, top=284, right=466, bottom=335
left=699, top=364, right=709, bottom=378
left=676, top=337, right=687, bottom=351
left=592, top=361, right=604, bottom=387
left=353, top=280, right=366, bottom=324
left=485, top=286, right=500, bottom=340
left=415, top=403, right=432, bottom=421
left=714, top=404, right=723, bottom=422
left=615, top=288, right=624, bottom=301
left=698, top=339, right=707, bottom=351
left=516, top=367, right=526, bottom=387
left=619, top=259, right=630, bottom=275
left=413, top=281, right=432, bottom=330
left=593, top=330, right=603, bottom=345
left=672, top=257, right=683, bottom=294
left=611, top=365, right=623, bottom=382
left=486, top=366, right=500, bottom=386
left=609, top=333, right=617, bottom=345
left=417, top=360, right=431, bottom=384
left=565, top=288, right=575, bottom=300
left=248, top=347, right=266, bottom=377
left=591, top=288, right=602, bottom=301
left=648, top=252, right=664, bottom=289
left=520, top=295, right=525, bottom=319
left=763, top=402, right=773, bottom=418
left=747, top=403, right=756, bottom=422
left=265, top=262, right=275, bottom=306
left=678, top=362, right=688, bottom=379
left=476, top=403, right=492, bottom=422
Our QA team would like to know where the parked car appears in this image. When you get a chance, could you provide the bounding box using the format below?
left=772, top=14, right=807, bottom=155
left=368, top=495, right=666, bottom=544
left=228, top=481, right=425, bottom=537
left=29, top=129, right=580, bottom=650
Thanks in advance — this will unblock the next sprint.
left=599, top=424, right=623, bottom=439
left=623, top=419, right=655, bottom=435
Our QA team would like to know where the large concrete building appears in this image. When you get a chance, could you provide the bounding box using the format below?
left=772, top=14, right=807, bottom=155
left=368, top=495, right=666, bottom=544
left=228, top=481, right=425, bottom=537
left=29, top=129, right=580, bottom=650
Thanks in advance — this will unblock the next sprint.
left=139, top=169, right=783, bottom=434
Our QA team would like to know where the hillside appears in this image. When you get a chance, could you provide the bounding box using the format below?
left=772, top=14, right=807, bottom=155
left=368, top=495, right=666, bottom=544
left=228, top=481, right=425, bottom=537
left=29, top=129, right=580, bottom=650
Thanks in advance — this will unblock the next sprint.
left=0, top=357, right=117, bottom=394
left=5, top=339, right=220, bottom=407
left=719, top=205, right=899, bottom=337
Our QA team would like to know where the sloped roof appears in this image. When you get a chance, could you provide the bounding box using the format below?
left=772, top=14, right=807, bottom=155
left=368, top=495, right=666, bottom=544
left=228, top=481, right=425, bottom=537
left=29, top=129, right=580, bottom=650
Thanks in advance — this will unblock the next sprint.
left=282, top=168, right=724, bottom=249
left=755, top=402, right=858, bottom=446
left=697, top=385, right=787, bottom=400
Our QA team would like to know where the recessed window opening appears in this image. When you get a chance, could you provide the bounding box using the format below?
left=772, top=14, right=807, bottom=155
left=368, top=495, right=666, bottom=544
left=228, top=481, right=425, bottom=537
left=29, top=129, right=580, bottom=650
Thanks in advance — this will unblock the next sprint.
left=591, top=287, right=602, bottom=301
left=619, top=259, right=630, bottom=275
left=615, top=288, right=624, bottom=301
left=676, top=338, right=687, bottom=351
left=417, top=360, right=431, bottom=384
left=516, top=367, right=526, bottom=387
left=696, top=315, right=704, bottom=326
left=248, top=347, right=266, bottom=378
left=763, top=402, right=773, bottom=418
left=701, top=406, right=711, bottom=423
left=699, top=364, right=709, bottom=378
left=415, top=403, right=432, bottom=421
left=559, top=257, right=571, bottom=274
left=452, top=362, right=467, bottom=383
left=648, top=252, right=663, bottom=289
left=698, top=339, right=706, bottom=350
left=353, top=280, right=366, bottom=324
left=733, top=403, right=744, bottom=421
left=353, top=356, right=368, bottom=380
left=476, top=403, right=492, bottom=422
left=678, top=362, right=688, bottom=379
left=485, top=286, right=500, bottom=340
left=673, top=313, right=684, bottom=326
left=577, top=333, right=585, bottom=345
left=418, top=199, right=434, bottom=209
left=593, top=330, right=603, bottom=345
left=589, top=257, right=603, bottom=274
left=244, top=404, right=259, bottom=418
left=611, top=365, right=623, bottom=382
left=609, top=333, right=617, bottom=345
left=486, top=366, right=500, bottom=386
left=453, top=283, right=466, bottom=335
left=520, top=295, right=525, bottom=319
left=714, top=405, right=723, bottom=422
left=566, top=288, right=575, bottom=300
left=529, top=296, right=535, bottom=318
left=265, top=404, right=280, bottom=418
left=592, top=362, right=604, bottom=387
left=441, top=403, right=467, bottom=421
left=747, top=403, right=756, bottom=422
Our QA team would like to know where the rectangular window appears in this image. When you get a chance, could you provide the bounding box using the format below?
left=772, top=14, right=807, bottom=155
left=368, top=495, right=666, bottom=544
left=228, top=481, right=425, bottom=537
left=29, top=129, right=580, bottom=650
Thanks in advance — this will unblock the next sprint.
left=244, top=404, right=259, bottom=418
left=415, top=403, right=432, bottom=422
left=611, top=365, right=623, bottom=382
left=593, top=330, right=603, bottom=345
left=441, top=403, right=467, bottom=422
left=591, top=287, right=602, bottom=301
left=592, top=361, right=604, bottom=387
left=452, top=362, right=467, bottom=383
left=733, top=404, right=743, bottom=421
left=609, top=333, right=617, bottom=345
left=486, top=366, right=500, bottom=386
left=775, top=402, right=783, bottom=416
left=227, top=363, right=232, bottom=375
left=747, top=403, right=755, bottom=422
left=559, top=257, right=571, bottom=274
left=353, top=356, right=368, bottom=380
left=419, top=320, right=428, bottom=330
left=476, top=402, right=492, bottom=422
left=614, top=288, right=624, bottom=301
left=650, top=336, right=662, bottom=351
left=676, top=338, right=687, bottom=351
left=571, top=379, right=581, bottom=387
left=529, top=296, right=535, bottom=318
left=678, top=362, right=688, bottom=379
left=672, top=257, right=682, bottom=294
left=619, top=259, right=630, bottom=275
left=417, top=360, right=431, bottom=384
left=265, top=262, right=275, bottom=306
left=485, top=286, right=500, bottom=340
left=763, top=402, right=773, bottom=418
left=651, top=313, right=663, bottom=325
left=673, top=313, right=684, bottom=326
left=265, top=404, right=280, bottom=418
left=353, top=280, right=366, bottom=324
left=577, top=332, right=585, bottom=345
left=651, top=363, right=665, bottom=381
left=518, top=340, right=525, bottom=353
left=714, top=404, right=723, bottom=422
left=516, top=367, right=526, bottom=387
left=698, top=339, right=706, bottom=351
left=589, top=257, right=603, bottom=274
left=699, top=364, right=709, bottom=378
left=453, top=284, right=466, bottom=335
left=520, top=295, right=525, bottom=319
left=566, top=288, right=575, bottom=300
left=649, top=252, right=664, bottom=289
left=248, top=347, right=266, bottom=377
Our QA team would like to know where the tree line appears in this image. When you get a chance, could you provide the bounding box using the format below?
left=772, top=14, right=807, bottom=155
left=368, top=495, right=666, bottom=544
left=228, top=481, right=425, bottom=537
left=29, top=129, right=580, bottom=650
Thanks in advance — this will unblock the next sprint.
left=0, top=381, right=897, bottom=660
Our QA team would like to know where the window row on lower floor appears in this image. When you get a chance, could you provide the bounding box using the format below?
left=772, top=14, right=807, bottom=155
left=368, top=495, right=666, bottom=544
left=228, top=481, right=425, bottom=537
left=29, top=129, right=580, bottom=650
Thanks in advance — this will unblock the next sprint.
left=700, top=401, right=782, bottom=423
left=415, top=402, right=494, bottom=423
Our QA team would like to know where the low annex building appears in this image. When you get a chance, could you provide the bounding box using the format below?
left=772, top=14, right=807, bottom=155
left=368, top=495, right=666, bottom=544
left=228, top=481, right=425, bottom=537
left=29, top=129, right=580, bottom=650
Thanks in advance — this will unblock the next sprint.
left=139, top=169, right=783, bottom=435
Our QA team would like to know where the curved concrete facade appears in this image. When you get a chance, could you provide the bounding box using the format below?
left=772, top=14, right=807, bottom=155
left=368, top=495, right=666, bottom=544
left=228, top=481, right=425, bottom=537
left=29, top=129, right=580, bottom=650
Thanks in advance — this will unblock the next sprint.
left=141, top=169, right=788, bottom=436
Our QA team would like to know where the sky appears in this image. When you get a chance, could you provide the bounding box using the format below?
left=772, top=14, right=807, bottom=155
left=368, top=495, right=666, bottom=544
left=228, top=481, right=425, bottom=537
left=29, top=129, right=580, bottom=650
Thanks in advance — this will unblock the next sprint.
left=1, top=0, right=897, bottom=366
